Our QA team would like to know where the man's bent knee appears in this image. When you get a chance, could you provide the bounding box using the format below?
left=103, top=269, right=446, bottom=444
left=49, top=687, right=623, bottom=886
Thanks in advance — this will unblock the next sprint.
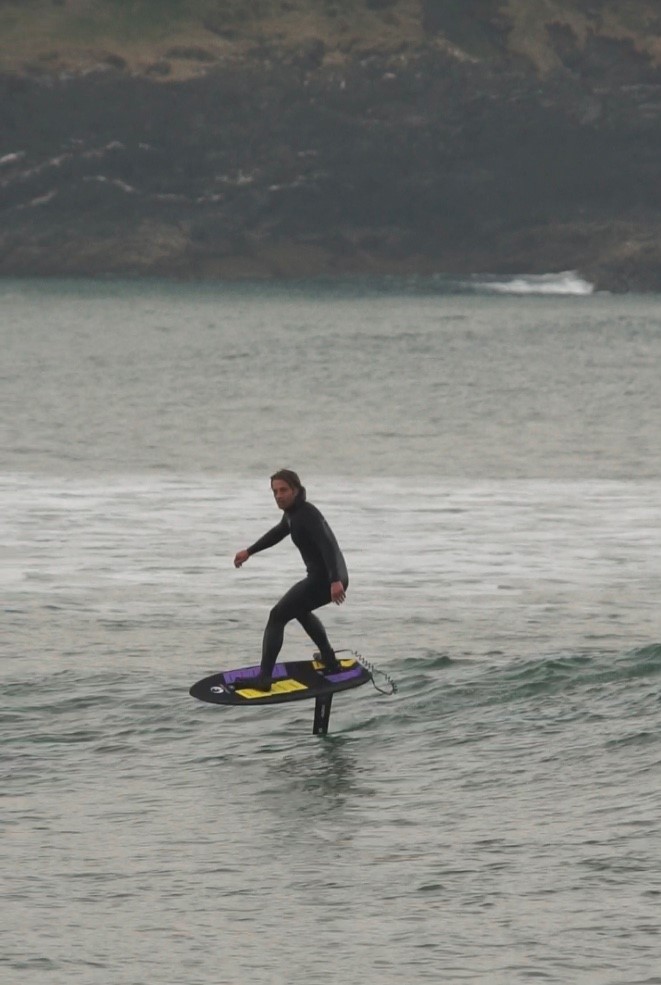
left=268, top=601, right=297, bottom=625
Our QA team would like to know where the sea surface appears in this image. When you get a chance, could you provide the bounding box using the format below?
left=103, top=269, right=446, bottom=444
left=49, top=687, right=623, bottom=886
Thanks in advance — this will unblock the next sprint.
left=2, top=275, right=661, bottom=985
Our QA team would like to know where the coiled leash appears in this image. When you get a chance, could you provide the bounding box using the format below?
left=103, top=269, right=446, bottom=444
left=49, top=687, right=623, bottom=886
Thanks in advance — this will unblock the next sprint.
left=339, top=649, right=398, bottom=696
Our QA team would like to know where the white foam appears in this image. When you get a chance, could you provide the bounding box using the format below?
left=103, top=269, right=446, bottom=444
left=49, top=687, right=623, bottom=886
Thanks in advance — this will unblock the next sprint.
left=0, top=151, right=25, bottom=167
left=472, top=271, right=594, bottom=296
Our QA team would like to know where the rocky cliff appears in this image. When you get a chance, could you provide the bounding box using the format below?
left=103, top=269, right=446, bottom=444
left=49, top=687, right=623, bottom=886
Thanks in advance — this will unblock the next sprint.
left=2, top=0, right=661, bottom=289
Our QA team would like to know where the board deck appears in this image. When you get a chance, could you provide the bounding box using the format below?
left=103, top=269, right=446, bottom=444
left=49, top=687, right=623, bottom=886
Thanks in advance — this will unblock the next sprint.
left=190, top=657, right=371, bottom=706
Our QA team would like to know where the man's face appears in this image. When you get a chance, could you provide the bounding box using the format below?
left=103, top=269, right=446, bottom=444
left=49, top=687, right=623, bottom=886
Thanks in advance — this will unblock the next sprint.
left=271, top=479, right=297, bottom=511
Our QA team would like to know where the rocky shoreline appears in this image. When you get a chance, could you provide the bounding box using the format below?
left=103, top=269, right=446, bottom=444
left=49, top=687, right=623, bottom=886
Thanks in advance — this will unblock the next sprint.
left=2, top=29, right=661, bottom=291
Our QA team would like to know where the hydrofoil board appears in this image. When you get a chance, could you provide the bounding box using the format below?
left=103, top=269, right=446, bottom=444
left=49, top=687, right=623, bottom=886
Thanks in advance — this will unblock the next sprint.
left=189, top=656, right=371, bottom=734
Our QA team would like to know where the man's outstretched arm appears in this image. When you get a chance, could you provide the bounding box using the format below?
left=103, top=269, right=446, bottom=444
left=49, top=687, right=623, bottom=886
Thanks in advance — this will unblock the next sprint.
left=234, top=516, right=290, bottom=566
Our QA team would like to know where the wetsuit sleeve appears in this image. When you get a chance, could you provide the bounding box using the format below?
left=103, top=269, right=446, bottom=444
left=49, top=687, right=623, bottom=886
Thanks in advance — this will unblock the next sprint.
left=304, top=508, right=344, bottom=582
left=247, top=516, right=290, bottom=556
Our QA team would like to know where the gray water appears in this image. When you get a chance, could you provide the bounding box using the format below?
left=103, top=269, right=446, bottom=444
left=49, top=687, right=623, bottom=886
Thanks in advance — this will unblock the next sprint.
left=2, top=278, right=661, bottom=985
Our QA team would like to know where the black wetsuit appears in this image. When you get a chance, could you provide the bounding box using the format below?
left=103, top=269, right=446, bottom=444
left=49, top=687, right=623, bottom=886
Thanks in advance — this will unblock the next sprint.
left=247, top=490, right=348, bottom=676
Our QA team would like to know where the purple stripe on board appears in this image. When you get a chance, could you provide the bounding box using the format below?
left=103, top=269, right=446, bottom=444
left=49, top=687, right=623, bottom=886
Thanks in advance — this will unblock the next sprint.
left=326, top=667, right=364, bottom=683
left=223, top=665, right=287, bottom=684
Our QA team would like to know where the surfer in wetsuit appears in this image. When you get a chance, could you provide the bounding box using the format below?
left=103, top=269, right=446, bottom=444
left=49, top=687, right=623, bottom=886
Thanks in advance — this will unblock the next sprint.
left=233, top=469, right=348, bottom=691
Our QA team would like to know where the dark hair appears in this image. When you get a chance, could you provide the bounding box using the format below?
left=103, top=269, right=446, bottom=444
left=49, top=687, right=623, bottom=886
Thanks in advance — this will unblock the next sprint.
left=270, top=468, right=302, bottom=491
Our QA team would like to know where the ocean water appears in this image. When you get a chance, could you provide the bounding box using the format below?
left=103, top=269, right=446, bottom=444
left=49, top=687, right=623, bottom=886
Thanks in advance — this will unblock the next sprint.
left=2, top=276, right=661, bottom=985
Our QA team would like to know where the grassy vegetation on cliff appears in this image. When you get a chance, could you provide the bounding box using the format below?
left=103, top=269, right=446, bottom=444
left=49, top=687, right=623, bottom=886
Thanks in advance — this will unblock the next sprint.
left=0, top=0, right=423, bottom=76
left=1, top=0, right=660, bottom=78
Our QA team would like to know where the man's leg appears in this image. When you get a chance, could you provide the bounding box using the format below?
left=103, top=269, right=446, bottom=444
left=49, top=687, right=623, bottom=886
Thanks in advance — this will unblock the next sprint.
left=297, top=577, right=348, bottom=670
left=261, top=578, right=330, bottom=675
left=234, top=579, right=336, bottom=691
left=297, top=611, right=336, bottom=664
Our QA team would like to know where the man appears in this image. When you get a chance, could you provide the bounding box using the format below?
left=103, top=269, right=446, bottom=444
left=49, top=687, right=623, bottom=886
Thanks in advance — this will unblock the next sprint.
left=233, top=469, right=348, bottom=691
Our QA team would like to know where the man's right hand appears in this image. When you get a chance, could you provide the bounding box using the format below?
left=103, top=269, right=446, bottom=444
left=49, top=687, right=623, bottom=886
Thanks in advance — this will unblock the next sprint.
left=234, top=549, right=250, bottom=568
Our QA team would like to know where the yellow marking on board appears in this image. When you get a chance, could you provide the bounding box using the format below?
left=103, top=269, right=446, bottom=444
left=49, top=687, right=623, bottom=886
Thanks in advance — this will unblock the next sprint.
left=312, top=659, right=356, bottom=671
left=237, top=679, right=308, bottom=700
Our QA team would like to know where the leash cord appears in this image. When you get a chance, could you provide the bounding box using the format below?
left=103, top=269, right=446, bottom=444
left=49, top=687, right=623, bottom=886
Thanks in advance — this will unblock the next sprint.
left=337, top=649, right=398, bottom=695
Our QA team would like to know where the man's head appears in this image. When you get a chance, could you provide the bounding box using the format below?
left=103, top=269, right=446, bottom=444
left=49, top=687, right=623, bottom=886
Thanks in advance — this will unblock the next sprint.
left=270, top=469, right=302, bottom=511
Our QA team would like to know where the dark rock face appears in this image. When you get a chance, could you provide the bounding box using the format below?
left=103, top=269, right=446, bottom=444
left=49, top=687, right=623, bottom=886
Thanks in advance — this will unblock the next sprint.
left=1, top=33, right=661, bottom=289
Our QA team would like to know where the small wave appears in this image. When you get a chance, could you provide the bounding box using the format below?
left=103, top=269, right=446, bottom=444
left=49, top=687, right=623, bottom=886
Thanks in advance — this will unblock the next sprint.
left=495, top=643, right=661, bottom=696
left=409, top=643, right=661, bottom=717
left=469, top=271, right=595, bottom=296
left=605, top=729, right=658, bottom=749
